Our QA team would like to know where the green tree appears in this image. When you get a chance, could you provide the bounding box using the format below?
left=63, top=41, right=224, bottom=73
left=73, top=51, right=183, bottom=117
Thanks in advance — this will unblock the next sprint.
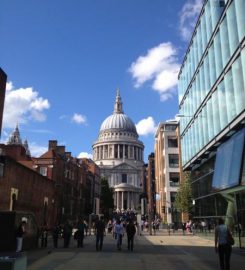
left=100, top=177, right=114, bottom=218
left=174, top=172, right=193, bottom=216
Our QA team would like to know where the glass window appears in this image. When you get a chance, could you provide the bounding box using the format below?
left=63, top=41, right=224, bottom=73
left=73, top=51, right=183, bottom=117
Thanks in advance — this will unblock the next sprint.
left=204, top=55, right=211, bottom=94
left=122, top=174, right=127, bottom=183
left=169, top=154, right=179, bottom=168
left=200, top=15, right=207, bottom=50
left=168, top=137, right=178, bottom=148
left=220, top=16, right=230, bottom=67
left=232, top=56, right=245, bottom=115
left=213, top=31, right=223, bottom=77
left=211, top=89, right=221, bottom=136
left=207, top=97, right=214, bottom=141
left=227, top=1, right=239, bottom=55
left=202, top=104, right=209, bottom=146
left=241, top=49, right=245, bottom=91
left=235, top=0, right=245, bottom=42
left=209, top=42, right=216, bottom=87
left=212, top=128, right=245, bottom=190
left=217, top=80, right=228, bottom=130
left=169, top=172, right=180, bottom=187
left=224, top=68, right=236, bottom=122
left=40, top=167, right=47, bottom=176
left=199, top=64, right=205, bottom=101
left=204, top=1, right=212, bottom=42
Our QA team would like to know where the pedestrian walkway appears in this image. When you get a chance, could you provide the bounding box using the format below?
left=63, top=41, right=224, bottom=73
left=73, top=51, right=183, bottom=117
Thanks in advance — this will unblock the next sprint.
left=27, top=230, right=245, bottom=270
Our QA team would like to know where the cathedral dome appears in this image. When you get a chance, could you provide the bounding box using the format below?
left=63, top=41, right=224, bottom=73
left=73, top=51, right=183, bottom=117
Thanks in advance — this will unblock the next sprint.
left=99, top=90, right=137, bottom=135
left=100, top=113, right=137, bottom=134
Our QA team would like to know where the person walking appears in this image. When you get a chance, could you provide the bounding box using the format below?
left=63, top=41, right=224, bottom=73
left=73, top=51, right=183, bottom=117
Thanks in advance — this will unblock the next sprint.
left=63, top=220, right=72, bottom=248
left=126, top=219, right=136, bottom=251
left=52, top=223, right=60, bottom=248
left=40, top=223, right=48, bottom=248
left=16, top=220, right=27, bottom=252
left=76, top=219, right=85, bottom=248
left=95, top=216, right=105, bottom=251
left=215, top=218, right=232, bottom=270
left=114, top=219, right=124, bottom=250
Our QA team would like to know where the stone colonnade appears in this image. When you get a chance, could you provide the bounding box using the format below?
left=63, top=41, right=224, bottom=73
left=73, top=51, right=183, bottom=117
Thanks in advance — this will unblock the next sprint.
left=94, top=144, right=143, bottom=161
left=114, top=190, right=139, bottom=210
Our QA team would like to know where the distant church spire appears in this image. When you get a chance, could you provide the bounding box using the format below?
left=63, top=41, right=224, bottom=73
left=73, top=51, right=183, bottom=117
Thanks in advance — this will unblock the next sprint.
left=7, top=123, right=22, bottom=145
left=23, top=139, right=31, bottom=156
left=113, top=88, right=124, bottom=114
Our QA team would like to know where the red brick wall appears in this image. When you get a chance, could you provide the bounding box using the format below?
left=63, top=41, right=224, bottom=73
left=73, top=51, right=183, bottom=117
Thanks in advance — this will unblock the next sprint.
left=0, top=156, right=56, bottom=228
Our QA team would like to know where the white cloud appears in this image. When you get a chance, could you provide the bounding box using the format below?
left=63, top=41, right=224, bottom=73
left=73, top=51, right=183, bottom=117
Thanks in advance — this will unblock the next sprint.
left=136, top=116, right=157, bottom=136
left=28, top=142, right=48, bottom=157
left=179, top=0, right=203, bottom=41
left=77, top=152, right=93, bottom=159
left=3, top=82, right=50, bottom=128
left=128, top=42, right=180, bottom=102
left=71, top=113, right=87, bottom=125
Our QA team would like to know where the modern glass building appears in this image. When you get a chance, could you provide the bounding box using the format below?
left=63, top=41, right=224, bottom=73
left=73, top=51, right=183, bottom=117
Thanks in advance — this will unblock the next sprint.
left=178, top=0, right=245, bottom=248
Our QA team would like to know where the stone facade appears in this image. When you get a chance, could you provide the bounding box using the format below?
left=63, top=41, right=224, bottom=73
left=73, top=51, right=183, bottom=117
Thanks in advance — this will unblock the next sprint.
left=93, top=90, right=144, bottom=211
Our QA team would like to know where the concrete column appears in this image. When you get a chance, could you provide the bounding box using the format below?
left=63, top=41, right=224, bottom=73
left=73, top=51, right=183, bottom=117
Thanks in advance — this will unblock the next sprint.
left=127, top=191, right=130, bottom=209
left=118, top=145, right=120, bottom=159
left=114, top=192, right=117, bottom=207
left=121, top=191, right=124, bottom=210
left=117, top=191, right=120, bottom=210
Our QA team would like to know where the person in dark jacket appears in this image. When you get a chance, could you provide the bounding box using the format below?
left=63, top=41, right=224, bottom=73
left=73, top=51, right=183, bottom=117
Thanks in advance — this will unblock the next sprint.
left=63, top=220, right=73, bottom=248
left=126, top=219, right=136, bottom=251
left=76, top=219, right=85, bottom=248
left=16, top=220, right=27, bottom=252
left=95, top=216, right=105, bottom=251
left=52, top=224, right=60, bottom=248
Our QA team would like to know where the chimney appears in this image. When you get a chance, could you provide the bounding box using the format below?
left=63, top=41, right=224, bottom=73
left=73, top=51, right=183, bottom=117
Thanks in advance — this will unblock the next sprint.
left=48, top=140, right=57, bottom=150
left=56, top=146, right=65, bottom=154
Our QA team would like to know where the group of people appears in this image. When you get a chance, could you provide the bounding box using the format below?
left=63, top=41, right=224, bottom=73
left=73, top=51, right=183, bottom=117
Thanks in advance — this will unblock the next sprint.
left=95, top=216, right=136, bottom=251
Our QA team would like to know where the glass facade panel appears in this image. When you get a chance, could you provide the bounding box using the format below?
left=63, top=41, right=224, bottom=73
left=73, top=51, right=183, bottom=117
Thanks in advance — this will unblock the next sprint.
left=205, top=1, right=212, bottom=42
left=241, top=49, right=245, bottom=95
left=220, top=16, right=230, bottom=67
left=217, top=80, right=228, bottom=130
left=232, top=56, right=245, bottom=114
left=204, top=55, right=211, bottom=94
left=209, top=43, right=216, bottom=86
left=226, top=1, right=239, bottom=55
left=213, top=31, right=223, bottom=78
left=235, top=0, right=245, bottom=42
left=212, top=129, right=245, bottom=190
left=224, top=69, right=236, bottom=122
left=212, top=90, right=221, bottom=136
left=179, top=0, right=245, bottom=166
left=207, top=98, right=214, bottom=140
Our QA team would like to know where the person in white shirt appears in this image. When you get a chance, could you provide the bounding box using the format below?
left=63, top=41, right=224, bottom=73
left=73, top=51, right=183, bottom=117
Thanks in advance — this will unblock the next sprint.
left=114, top=219, right=124, bottom=250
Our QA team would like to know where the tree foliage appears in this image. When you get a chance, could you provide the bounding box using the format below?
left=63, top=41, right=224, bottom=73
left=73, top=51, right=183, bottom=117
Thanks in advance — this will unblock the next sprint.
left=100, top=177, right=114, bottom=217
left=174, top=172, right=193, bottom=215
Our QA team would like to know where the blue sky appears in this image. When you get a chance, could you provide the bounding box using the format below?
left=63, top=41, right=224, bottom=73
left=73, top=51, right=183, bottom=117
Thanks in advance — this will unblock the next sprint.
left=0, top=0, right=202, bottom=161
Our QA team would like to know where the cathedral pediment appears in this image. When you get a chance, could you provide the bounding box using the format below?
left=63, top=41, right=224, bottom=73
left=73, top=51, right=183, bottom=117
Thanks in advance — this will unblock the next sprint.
left=113, top=162, right=137, bottom=170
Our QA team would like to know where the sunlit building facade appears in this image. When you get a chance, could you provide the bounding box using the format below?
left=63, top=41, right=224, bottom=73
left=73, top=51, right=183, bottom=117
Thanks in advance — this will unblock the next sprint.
left=178, top=0, right=245, bottom=247
left=154, top=121, right=181, bottom=224
left=92, top=91, right=144, bottom=211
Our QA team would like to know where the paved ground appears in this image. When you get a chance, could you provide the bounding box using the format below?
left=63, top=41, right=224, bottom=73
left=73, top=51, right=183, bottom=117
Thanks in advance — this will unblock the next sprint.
left=26, top=230, right=245, bottom=270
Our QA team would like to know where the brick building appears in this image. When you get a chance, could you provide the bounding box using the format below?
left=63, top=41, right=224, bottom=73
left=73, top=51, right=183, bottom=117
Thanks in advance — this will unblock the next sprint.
left=0, top=126, right=102, bottom=227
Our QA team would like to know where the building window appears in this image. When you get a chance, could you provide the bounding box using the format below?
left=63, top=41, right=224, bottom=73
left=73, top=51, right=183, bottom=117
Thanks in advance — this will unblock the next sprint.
left=165, top=125, right=177, bottom=131
left=122, top=174, right=127, bottom=183
left=169, top=154, right=179, bottom=168
left=0, top=163, right=4, bottom=177
left=169, top=172, right=180, bottom=187
left=168, top=137, right=178, bottom=148
left=40, top=167, right=47, bottom=176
